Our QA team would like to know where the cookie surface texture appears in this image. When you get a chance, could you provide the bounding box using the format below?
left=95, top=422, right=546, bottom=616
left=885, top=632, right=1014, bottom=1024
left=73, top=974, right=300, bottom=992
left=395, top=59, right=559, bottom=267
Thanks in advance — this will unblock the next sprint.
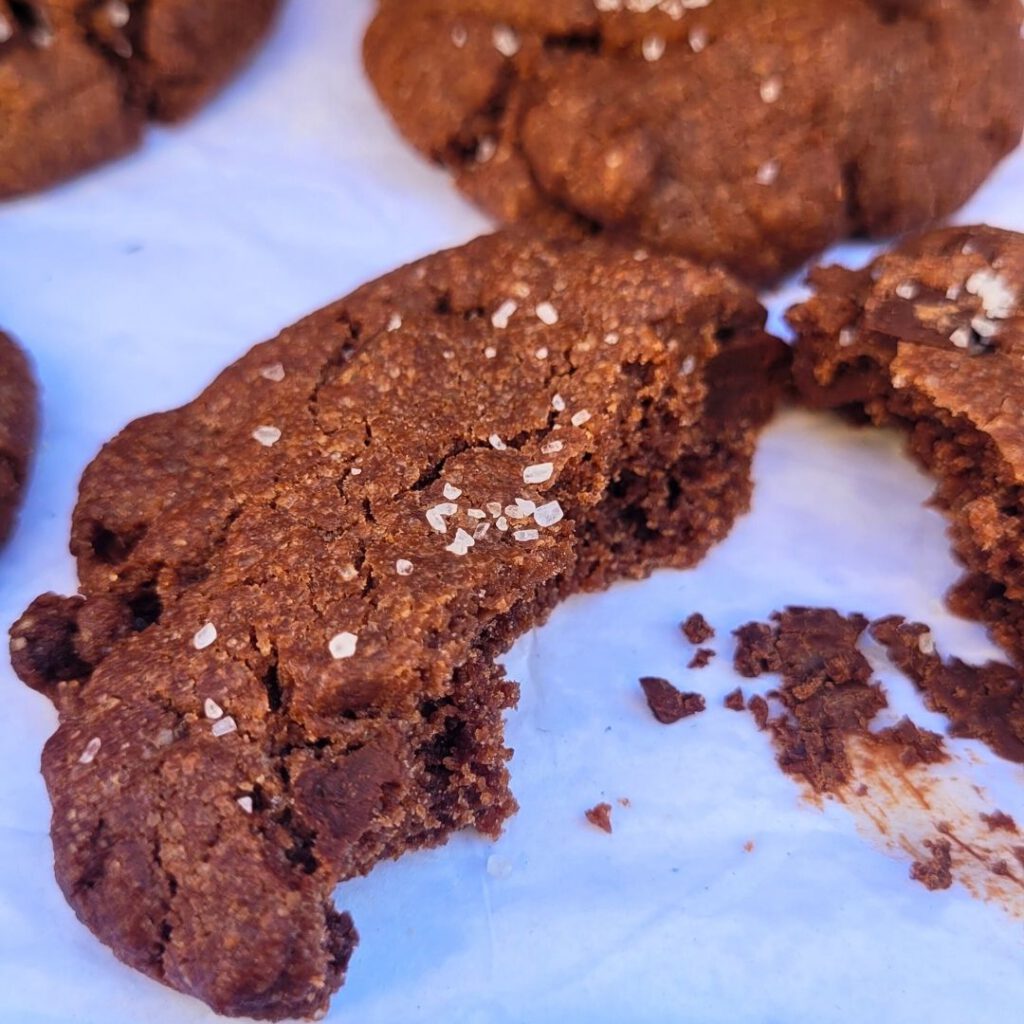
left=0, top=331, right=37, bottom=548
left=0, top=0, right=280, bottom=198
left=364, top=0, right=1024, bottom=284
left=11, top=230, right=788, bottom=1019
left=790, top=224, right=1024, bottom=664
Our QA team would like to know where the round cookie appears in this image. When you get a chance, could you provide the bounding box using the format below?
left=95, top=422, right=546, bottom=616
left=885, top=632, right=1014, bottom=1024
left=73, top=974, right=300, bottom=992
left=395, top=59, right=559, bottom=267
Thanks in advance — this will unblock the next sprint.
left=0, top=0, right=281, bottom=198
left=11, top=230, right=789, bottom=1019
left=789, top=224, right=1024, bottom=663
left=364, top=0, right=1024, bottom=286
left=0, top=331, right=37, bottom=548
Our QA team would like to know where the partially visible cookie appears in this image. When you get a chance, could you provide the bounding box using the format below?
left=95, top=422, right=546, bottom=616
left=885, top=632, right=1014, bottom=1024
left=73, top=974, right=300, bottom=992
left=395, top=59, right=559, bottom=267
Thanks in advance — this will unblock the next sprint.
left=0, top=331, right=37, bottom=548
left=789, top=224, right=1024, bottom=662
left=11, top=230, right=788, bottom=1019
left=364, top=0, right=1024, bottom=285
left=0, top=0, right=281, bottom=198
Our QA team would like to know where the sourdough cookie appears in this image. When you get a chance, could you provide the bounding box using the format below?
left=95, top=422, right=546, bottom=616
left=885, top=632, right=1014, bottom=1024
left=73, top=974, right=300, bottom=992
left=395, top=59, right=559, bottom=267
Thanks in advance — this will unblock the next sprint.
left=0, top=332, right=37, bottom=548
left=11, top=231, right=788, bottom=1019
left=790, top=225, right=1024, bottom=663
left=364, top=0, right=1024, bottom=285
left=0, top=0, right=280, bottom=198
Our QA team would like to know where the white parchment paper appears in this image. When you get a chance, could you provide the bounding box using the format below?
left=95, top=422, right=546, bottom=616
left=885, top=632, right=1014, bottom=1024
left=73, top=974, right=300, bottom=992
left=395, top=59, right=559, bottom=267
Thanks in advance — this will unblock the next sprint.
left=2, top=3, right=1024, bottom=1021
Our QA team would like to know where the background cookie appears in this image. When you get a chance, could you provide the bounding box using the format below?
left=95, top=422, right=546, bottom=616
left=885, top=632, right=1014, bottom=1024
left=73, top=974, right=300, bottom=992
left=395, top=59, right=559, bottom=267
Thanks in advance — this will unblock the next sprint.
left=0, top=331, right=37, bottom=548
left=0, top=0, right=280, bottom=198
left=11, top=230, right=788, bottom=1019
left=364, top=0, right=1024, bottom=285
left=790, top=224, right=1024, bottom=664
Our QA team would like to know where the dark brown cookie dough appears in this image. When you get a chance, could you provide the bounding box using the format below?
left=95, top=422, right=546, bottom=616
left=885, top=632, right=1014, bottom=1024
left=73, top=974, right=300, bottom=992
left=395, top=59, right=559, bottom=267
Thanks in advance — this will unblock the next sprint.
left=10, top=230, right=788, bottom=1019
left=363, top=0, right=1024, bottom=286
left=790, top=225, right=1024, bottom=666
left=0, top=331, right=38, bottom=548
left=0, top=0, right=280, bottom=198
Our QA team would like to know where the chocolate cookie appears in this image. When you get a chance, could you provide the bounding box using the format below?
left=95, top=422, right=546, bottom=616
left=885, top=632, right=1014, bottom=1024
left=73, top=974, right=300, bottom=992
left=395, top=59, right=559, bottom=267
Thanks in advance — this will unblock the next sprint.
left=790, top=225, right=1024, bottom=663
left=10, top=231, right=788, bottom=1019
left=0, top=0, right=280, bottom=198
left=363, top=0, right=1024, bottom=286
left=0, top=331, right=38, bottom=548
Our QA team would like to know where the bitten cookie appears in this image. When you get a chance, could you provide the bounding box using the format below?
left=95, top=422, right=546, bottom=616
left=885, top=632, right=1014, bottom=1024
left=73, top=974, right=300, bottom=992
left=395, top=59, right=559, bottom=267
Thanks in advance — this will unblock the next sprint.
left=790, top=225, right=1024, bottom=663
left=364, top=0, right=1024, bottom=285
left=11, top=231, right=788, bottom=1019
left=0, top=0, right=280, bottom=198
left=0, top=331, right=38, bottom=548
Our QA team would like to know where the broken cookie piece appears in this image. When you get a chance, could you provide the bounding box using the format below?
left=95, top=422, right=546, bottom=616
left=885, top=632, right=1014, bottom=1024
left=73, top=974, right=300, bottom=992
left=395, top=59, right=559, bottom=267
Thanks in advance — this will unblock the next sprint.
left=10, top=230, right=787, bottom=1020
left=640, top=676, right=706, bottom=724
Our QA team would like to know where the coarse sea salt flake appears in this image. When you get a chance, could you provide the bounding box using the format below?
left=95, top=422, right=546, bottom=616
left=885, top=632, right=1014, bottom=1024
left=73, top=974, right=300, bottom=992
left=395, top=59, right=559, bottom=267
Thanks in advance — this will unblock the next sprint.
left=79, top=737, right=101, bottom=765
left=329, top=632, right=359, bottom=660
left=492, top=299, right=518, bottom=329
left=523, top=462, right=554, bottom=484
left=252, top=425, right=282, bottom=447
left=193, top=622, right=217, bottom=650
left=446, top=528, right=476, bottom=556
left=493, top=24, right=520, bottom=57
left=534, top=501, right=564, bottom=528
left=426, top=502, right=458, bottom=533
left=212, top=716, right=238, bottom=737
left=535, top=302, right=559, bottom=325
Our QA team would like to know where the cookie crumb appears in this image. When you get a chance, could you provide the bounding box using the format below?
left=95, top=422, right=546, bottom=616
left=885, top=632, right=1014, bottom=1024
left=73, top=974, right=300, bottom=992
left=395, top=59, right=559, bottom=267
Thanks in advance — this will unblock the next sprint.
left=682, top=612, right=714, bottom=644
left=910, top=838, right=954, bottom=891
left=585, top=802, right=613, bottom=834
left=724, top=687, right=745, bottom=711
left=640, top=677, right=706, bottom=724
left=328, top=632, right=358, bottom=660
left=981, top=811, right=1019, bottom=834
left=688, top=648, right=715, bottom=670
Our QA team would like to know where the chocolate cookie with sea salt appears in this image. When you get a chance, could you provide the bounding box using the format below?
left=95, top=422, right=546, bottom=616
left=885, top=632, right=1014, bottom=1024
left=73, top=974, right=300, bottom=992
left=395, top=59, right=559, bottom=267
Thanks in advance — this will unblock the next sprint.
left=0, top=0, right=280, bottom=198
left=0, top=331, right=37, bottom=547
left=364, top=0, right=1024, bottom=285
left=11, top=230, right=788, bottom=1019
left=790, top=224, right=1024, bottom=664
